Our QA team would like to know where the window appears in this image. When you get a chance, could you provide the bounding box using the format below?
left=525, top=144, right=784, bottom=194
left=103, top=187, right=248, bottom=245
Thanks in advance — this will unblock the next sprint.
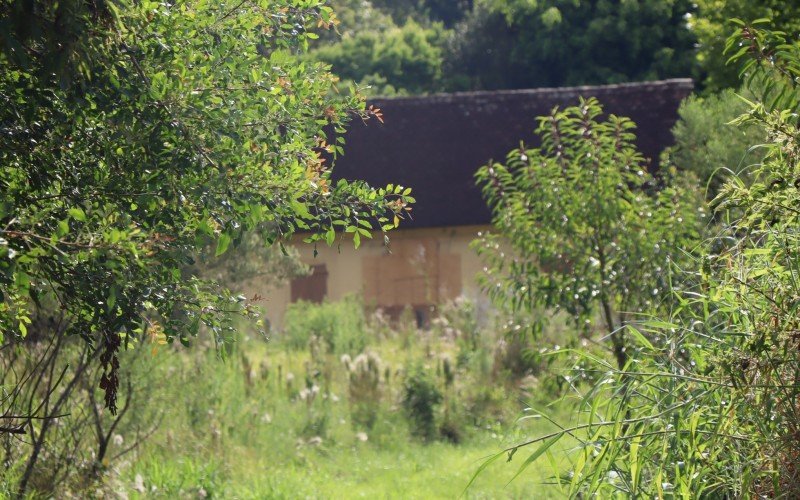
left=362, top=238, right=461, bottom=321
left=291, top=264, right=328, bottom=303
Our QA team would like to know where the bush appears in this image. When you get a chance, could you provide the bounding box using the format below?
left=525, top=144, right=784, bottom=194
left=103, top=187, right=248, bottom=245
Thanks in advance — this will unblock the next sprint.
left=401, top=364, right=442, bottom=441
left=282, top=296, right=368, bottom=354
left=669, top=87, right=765, bottom=199
left=312, top=19, right=446, bottom=95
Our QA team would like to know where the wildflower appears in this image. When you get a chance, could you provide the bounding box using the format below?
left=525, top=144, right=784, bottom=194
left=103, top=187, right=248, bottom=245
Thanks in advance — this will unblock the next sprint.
left=133, top=474, right=146, bottom=493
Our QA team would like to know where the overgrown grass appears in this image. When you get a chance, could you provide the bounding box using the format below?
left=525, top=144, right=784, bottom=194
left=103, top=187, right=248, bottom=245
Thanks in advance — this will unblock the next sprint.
left=103, top=307, right=575, bottom=498
left=0, top=296, right=586, bottom=498
left=124, top=426, right=570, bottom=498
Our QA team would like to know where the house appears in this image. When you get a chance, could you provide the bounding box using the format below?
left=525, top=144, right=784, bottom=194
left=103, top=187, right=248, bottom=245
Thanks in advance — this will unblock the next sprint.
left=261, top=79, right=694, bottom=329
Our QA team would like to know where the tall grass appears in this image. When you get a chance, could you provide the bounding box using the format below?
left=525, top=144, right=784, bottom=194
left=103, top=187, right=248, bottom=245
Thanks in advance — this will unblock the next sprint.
left=1, top=296, right=585, bottom=497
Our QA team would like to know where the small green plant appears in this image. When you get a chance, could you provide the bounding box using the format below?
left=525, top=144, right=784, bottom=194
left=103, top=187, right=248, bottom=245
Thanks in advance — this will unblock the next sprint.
left=342, top=352, right=384, bottom=430
left=402, top=364, right=443, bottom=442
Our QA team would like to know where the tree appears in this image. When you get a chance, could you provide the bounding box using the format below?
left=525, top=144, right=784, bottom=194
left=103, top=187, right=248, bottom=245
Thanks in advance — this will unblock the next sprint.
left=473, top=99, right=703, bottom=369
left=668, top=88, right=766, bottom=199
left=692, top=0, right=800, bottom=91
left=311, top=18, right=447, bottom=96
left=0, top=0, right=413, bottom=416
left=370, top=0, right=471, bottom=27
left=445, top=0, right=696, bottom=91
left=486, top=21, right=800, bottom=497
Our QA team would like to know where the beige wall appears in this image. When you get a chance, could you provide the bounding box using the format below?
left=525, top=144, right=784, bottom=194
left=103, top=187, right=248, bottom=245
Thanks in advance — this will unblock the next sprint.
left=255, top=225, right=492, bottom=330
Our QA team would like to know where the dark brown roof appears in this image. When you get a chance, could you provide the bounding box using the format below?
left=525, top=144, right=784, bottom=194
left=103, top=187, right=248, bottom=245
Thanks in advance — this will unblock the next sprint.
left=331, top=79, right=694, bottom=228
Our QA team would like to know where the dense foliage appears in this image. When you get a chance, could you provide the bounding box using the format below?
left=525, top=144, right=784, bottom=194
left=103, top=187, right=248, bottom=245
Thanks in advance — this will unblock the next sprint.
left=312, top=0, right=702, bottom=94
left=446, top=0, right=696, bottom=91
left=474, top=99, right=703, bottom=369
left=0, top=0, right=412, bottom=416
left=692, top=0, right=800, bottom=91
left=490, top=21, right=800, bottom=497
left=312, top=18, right=446, bottom=96
left=668, top=87, right=765, bottom=199
left=311, top=1, right=800, bottom=96
left=5, top=0, right=800, bottom=497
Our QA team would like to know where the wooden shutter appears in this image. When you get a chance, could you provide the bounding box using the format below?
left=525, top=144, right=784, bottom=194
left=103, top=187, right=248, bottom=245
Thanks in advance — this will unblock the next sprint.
left=291, top=264, right=328, bottom=303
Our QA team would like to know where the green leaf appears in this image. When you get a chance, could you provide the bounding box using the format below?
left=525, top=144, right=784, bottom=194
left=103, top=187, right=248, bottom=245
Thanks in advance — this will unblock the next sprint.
left=68, top=207, right=86, bottom=221
left=507, top=433, right=563, bottom=484
left=626, top=325, right=654, bottom=351
left=14, top=271, right=30, bottom=292
left=291, top=199, right=312, bottom=219
left=630, top=433, right=641, bottom=492
left=215, top=233, right=232, bottom=257
left=463, top=451, right=504, bottom=494
left=107, top=287, right=117, bottom=312
left=56, top=219, right=70, bottom=237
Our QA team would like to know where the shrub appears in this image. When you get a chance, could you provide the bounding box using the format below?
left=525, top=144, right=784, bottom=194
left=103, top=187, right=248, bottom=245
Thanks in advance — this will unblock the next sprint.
left=401, top=364, right=442, bottom=441
left=669, top=87, right=765, bottom=199
left=282, top=296, right=368, bottom=354
left=0, top=0, right=413, bottom=420
left=432, top=297, right=482, bottom=353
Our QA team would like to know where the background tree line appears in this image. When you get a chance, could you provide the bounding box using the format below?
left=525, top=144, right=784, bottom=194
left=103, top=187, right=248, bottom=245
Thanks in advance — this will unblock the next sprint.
left=309, top=0, right=800, bottom=96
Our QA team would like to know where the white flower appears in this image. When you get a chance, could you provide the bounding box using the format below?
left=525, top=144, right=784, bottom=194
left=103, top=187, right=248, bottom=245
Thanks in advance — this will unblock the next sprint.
left=133, top=474, right=146, bottom=493
left=355, top=432, right=368, bottom=442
